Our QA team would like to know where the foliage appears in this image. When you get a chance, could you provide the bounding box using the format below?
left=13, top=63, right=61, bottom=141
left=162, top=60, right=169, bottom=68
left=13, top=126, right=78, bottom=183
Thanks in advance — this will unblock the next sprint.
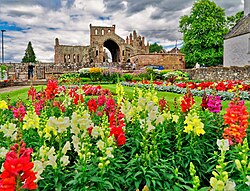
left=149, top=42, right=164, bottom=53
left=22, top=41, right=37, bottom=63
left=0, top=81, right=249, bottom=190
left=179, top=0, right=227, bottom=68
left=123, top=74, right=133, bottom=81
left=226, top=11, right=244, bottom=30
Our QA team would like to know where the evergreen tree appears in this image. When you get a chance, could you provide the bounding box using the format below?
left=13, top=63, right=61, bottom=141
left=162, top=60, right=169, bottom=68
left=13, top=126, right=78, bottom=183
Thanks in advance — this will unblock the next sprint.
left=179, top=0, right=227, bottom=68
left=22, top=41, right=36, bottom=63
left=149, top=42, right=164, bottom=53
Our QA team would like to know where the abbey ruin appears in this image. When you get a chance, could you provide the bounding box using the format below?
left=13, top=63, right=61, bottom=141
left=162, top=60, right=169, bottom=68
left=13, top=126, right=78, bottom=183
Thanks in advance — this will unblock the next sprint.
left=54, top=24, right=185, bottom=69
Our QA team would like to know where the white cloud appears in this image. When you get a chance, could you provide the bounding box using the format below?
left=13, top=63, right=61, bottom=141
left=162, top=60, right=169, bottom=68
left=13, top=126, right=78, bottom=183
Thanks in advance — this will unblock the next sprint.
left=0, top=0, right=244, bottom=63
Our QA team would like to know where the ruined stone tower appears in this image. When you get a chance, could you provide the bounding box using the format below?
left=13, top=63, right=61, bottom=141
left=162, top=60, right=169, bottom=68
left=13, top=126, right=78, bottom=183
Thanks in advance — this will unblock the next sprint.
left=54, top=24, right=149, bottom=64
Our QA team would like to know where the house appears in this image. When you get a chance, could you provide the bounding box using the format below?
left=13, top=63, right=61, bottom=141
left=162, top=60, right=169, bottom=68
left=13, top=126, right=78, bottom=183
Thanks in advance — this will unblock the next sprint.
left=224, top=0, right=250, bottom=67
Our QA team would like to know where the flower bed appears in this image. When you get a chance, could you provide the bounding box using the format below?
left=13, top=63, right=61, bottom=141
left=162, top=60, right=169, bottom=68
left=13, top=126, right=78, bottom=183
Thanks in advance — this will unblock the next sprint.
left=121, top=80, right=250, bottom=100
left=0, top=80, right=249, bottom=190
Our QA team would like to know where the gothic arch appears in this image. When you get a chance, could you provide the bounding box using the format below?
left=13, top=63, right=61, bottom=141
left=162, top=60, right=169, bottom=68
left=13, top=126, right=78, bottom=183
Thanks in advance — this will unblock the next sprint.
left=102, top=38, right=120, bottom=62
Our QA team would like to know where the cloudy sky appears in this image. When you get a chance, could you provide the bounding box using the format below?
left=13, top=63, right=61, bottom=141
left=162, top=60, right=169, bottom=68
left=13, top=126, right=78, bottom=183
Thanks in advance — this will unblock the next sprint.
left=0, top=0, right=244, bottom=63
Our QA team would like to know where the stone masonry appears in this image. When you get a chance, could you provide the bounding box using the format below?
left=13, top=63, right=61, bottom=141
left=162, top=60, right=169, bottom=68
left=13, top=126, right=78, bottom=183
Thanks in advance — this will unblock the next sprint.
left=182, top=65, right=250, bottom=81
left=54, top=24, right=149, bottom=65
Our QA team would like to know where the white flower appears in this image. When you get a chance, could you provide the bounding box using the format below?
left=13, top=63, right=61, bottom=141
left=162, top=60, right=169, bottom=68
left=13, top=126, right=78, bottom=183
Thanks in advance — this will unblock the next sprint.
left=172, top=114, right=179, bottom=123
left=57, top=117, right=70, bottom=133
left=146, top=101, right=154, bottom=112
left=33, top=160, right=45, bottom=181
left=0, top=147, right=8, bottom=159
left=224, top=179, right=236, bottom=191
left=217, top=139, right=229, bottom=152
left=148, top=106, right=158, bottom=121
left=155, top=115, right=164, bottom=125
left=72, top=135, right=80, bottom=153
left=60, top=155, right=70, bottom=166
left=47, top=155, right=57, bottom=167
left=0, top=123, right=17, bottom=141
left=105, top=147, right=114, bottom=158
left=91, top=126, right=100, bottom=138
left=146, top=119, right=155, bottom=133
left=96, top=140, right=105, bottom=151
left=62, top=141, right=71, bottom=155
left=246, top=175, right=250, bottom=186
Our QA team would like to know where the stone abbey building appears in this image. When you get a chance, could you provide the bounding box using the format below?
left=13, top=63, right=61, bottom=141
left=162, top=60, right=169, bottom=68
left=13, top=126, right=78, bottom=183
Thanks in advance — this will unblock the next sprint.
left=54, top=24, right=149, bottom=64
left=54, top=24, right=185, bottom=69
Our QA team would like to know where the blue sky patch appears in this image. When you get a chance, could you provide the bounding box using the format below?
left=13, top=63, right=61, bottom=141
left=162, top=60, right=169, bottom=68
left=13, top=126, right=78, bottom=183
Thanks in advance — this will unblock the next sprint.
left=0, top=21, right=26, bottom=31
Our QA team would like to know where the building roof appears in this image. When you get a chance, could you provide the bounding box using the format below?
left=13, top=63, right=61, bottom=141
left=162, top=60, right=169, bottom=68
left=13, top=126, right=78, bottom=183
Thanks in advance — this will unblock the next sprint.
left=224, top=13, right=250, bottom=40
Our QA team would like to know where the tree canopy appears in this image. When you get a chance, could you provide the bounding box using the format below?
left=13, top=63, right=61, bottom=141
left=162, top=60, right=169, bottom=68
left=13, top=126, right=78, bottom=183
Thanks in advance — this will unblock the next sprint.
left=149, top=42, right=164, bottom=53
left=22, top=41, right=36, bottom=63
left=179, top=0, right=227, bottom=68
left=226, top=11, right=244, bottom=30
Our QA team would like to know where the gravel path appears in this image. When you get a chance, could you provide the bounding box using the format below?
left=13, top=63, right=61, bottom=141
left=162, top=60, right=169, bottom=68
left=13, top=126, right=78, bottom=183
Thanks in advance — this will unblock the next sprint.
left=0, top=86, right=31, bottom=94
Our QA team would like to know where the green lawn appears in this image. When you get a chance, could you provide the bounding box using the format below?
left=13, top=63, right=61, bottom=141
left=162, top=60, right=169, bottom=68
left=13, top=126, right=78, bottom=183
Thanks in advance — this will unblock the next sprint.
left=0, top=84, right=249, bottom=113
left=0, top=85, right=45, bottom=103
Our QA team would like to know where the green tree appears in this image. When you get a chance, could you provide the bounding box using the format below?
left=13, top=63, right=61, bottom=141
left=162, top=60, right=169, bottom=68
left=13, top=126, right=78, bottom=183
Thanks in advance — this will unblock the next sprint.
left=149, top=42, right=163, bottom=53
left=22, top=41, right=36, bottom=63
left=226, top=11, right=244, bottom=30
left=179, top=0, right=227, bottom=68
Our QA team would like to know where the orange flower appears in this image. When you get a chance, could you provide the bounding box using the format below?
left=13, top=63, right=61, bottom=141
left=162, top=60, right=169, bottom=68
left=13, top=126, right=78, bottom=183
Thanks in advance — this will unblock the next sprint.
left=223, top=99, right=249, bottom=145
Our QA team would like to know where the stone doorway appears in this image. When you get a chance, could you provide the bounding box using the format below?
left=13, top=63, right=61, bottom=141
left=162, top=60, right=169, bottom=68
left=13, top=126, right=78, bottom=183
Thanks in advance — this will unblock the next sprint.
left=103, top=39, right=120, bottom=62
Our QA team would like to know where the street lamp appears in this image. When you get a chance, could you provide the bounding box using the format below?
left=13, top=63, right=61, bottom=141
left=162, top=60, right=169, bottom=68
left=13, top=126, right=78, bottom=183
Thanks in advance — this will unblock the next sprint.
left=1, top=30, right=6, bottom=64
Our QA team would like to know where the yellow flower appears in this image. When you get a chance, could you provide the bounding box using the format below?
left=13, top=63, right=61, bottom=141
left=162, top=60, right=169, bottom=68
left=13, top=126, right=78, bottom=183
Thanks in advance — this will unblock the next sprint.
left=183, top=124, right=193, bottom=133
left=23, top=111, right=40, bottom=130
left=183, top=112, right=205, bottom=136
left=210, top=177, right=225, bottom=191
left=0, top=100, right=8, bottom=110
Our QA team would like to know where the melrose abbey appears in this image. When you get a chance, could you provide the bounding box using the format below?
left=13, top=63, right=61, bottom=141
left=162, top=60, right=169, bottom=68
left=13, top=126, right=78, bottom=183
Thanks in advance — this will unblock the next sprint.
left=54, top=24, right=185, bottom=69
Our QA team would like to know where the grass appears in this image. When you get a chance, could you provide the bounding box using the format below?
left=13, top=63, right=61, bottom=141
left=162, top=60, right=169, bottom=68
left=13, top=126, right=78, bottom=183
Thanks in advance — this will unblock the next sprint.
left=0, top=85, right=45, bottom=103
left=0, top=84, right=249, bottom=113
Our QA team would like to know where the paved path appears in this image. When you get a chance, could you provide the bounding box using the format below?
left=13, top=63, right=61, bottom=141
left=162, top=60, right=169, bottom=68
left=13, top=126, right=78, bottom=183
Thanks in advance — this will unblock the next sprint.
left=0, top=86, right=31, bottom=94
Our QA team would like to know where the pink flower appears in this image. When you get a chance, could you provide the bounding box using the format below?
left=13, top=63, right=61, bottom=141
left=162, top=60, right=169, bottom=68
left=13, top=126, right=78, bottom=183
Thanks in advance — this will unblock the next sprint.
left=12, top=102, right=26, bottom=121
left=207, top=95, right=222, bottom=113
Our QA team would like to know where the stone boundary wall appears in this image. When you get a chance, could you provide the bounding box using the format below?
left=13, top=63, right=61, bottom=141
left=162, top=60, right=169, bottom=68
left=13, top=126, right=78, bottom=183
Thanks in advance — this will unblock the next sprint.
left=181, top=65, right=250, bottom=81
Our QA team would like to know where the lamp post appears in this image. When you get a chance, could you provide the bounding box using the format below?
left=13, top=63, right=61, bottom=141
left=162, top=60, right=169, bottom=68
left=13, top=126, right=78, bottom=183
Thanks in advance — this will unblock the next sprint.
left=1, top=30, right=6, bottom=64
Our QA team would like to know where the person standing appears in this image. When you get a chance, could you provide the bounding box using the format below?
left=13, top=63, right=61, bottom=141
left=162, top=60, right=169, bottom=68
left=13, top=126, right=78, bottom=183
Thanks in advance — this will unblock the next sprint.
left=28, top=64, right=34, bottom=79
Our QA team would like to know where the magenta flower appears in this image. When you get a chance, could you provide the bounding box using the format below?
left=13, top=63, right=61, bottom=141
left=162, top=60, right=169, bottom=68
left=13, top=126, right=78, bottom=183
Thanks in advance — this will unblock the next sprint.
left=12, top=102, right=26, bottom=121
left=207, top=95, right=222, bottom=113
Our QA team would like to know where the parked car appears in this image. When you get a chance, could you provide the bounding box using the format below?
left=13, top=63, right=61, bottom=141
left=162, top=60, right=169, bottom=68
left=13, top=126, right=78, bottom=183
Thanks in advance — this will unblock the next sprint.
left=141, top=65, right=164, bottom=70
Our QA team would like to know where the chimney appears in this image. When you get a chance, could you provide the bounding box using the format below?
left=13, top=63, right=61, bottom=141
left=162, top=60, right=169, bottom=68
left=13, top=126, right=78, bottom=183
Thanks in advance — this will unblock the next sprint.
left=244, top=0, right=250, bottom=16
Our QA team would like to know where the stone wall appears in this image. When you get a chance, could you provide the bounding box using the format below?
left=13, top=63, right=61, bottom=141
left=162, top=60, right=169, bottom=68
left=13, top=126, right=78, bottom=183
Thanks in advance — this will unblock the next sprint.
left=224, top=33, right=250, bottom=67
left=182, top=65, right=250, bottom=81
left=130, top=53, right=185, bottom=70
left=5, top=63, right=83, bottom=81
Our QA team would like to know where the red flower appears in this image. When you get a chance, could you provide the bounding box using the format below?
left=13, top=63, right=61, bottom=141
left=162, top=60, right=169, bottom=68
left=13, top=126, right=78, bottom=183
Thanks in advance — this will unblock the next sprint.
left=180, top=88, right=195, bottom=113
left=88, top=98, right=97, bottom=113
left=159, top=98, right=168, bottom=112
left=200, top=91, right=208, bottom=110
left=45, top=79, right=58, bottom=100
left=28, top=86, right=37, bottom=101
left=0, top=141, right=37, bottom=190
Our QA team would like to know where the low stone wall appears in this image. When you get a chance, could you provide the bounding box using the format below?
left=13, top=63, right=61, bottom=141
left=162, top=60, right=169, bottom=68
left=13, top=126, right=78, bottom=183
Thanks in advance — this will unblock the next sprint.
left=182, top=65, right=250, bottom=81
